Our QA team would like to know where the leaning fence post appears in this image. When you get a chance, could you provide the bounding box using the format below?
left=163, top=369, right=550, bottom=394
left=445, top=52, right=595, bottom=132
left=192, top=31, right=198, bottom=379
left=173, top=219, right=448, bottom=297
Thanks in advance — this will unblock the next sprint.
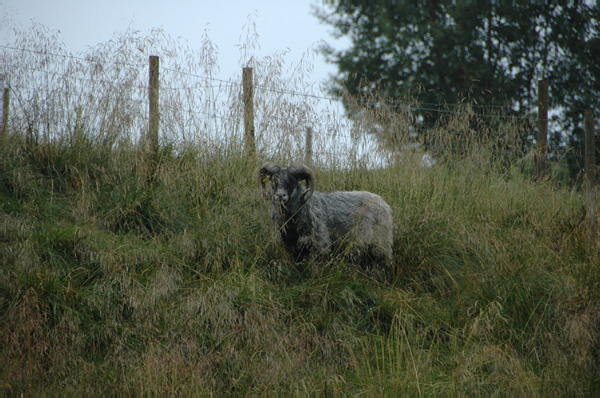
left=1, top=86, right=8, bottom=139
left=243, top=67, right=255, bottom=158
left=305, top=126, right=313, bottom=167
left=536, top=79, right=548, bottom=178
left=584, top=109, right=598, bottom=242
left=148, top=55, right=160, bottom=159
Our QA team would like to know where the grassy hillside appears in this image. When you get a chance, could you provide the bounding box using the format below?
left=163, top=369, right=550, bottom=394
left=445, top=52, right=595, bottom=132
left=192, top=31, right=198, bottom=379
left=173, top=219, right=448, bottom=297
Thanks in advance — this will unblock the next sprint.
left=1, top=130, right=598, bottom=394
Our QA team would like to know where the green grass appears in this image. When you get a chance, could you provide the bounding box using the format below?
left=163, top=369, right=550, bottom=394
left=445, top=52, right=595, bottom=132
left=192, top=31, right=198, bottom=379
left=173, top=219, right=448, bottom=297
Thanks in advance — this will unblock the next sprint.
left=1, top=130, right=598, bottom=394
left=3, top=21, right=597, bottom=394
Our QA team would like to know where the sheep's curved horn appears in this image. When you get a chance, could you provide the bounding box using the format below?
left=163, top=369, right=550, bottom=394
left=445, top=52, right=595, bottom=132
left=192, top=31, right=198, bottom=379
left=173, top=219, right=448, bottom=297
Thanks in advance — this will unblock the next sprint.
left=290, top=164, right=314, bottom=202
left=258, top=162, right=280, bottom=198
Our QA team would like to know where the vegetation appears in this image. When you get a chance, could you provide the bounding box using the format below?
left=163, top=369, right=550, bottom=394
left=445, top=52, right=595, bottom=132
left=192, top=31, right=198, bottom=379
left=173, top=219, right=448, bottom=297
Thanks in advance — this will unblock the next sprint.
left=1, top=22, right=599, bottom=394
left=2, top=124, right=599, bottom=393
left=315, top=2, right=600, bottom=175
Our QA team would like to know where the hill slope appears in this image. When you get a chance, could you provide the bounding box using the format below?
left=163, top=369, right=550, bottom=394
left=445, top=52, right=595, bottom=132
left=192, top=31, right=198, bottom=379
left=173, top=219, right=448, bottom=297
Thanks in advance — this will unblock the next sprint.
left=1, top=134, right=598, bottom=394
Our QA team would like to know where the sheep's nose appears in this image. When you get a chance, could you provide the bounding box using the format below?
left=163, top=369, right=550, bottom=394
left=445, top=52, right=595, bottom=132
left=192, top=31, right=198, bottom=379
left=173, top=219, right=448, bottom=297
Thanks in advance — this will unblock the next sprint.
left=275, top=192, right=288, bottom=204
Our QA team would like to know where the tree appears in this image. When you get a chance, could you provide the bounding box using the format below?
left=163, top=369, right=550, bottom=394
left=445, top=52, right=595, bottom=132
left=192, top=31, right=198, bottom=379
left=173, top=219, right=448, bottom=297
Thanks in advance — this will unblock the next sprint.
left=315, top=1, right=600, bottom=175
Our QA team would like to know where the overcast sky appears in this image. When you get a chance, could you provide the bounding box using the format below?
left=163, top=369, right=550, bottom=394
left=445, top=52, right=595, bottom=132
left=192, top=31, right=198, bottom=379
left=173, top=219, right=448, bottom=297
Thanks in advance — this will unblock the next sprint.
left=1, top=0, right=348, bottom=86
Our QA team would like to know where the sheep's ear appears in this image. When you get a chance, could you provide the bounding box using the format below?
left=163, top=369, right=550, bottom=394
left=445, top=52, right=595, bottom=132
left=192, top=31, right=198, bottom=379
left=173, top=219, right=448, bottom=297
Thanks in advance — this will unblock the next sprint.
left=259, top=175, right=271, bottom=199
left=258, top=162, right=280, bottom=200
left=301, top=187, right=313, bottom=203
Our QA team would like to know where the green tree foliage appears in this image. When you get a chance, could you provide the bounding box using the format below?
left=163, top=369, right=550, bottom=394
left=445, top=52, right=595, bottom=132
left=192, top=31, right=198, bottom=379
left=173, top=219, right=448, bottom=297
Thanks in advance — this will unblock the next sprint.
left=316, top=1, right=600, bottom=173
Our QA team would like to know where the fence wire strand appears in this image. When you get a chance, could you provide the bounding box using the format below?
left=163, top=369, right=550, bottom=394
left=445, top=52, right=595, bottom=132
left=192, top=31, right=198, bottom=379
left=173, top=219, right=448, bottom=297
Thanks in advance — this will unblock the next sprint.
left=1, top=44, right=545, bottom=168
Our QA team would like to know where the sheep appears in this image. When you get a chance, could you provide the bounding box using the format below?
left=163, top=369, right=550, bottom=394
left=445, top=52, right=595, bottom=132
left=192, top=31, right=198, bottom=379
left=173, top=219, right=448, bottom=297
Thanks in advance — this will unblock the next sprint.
left=258, top=162, right=393, bottom=269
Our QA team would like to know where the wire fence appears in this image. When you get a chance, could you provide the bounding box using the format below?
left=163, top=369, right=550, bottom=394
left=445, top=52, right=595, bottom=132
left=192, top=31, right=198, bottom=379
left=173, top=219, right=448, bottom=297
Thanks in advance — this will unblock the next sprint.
left=0, top=43, right=543, bottom=169
left=1, top=30, right=596, bottom=237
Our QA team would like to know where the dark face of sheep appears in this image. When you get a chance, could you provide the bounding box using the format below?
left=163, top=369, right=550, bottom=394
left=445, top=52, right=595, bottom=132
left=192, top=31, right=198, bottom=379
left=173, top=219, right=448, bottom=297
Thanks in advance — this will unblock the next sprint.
left=259, top=163, right=314, bottom=216
left=258, top=163, right=315, bottom=249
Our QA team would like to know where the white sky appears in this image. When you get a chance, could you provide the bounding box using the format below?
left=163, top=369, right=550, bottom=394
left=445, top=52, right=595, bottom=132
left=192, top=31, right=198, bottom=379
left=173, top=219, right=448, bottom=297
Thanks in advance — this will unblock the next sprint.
left=1, top=0, right=347, bottom=85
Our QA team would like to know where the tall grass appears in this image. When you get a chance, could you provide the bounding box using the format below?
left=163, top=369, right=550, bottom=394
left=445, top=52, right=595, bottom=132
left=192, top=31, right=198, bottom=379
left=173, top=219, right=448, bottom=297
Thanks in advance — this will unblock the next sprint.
left=1, top=23, right=599, bottom=394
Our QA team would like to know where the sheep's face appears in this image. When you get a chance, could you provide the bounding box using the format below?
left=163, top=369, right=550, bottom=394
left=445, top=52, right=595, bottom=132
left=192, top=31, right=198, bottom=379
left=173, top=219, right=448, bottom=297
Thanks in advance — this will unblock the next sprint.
left=267, top=170, right=306, bottom=212
left=259, top=163, right=315, bottom=222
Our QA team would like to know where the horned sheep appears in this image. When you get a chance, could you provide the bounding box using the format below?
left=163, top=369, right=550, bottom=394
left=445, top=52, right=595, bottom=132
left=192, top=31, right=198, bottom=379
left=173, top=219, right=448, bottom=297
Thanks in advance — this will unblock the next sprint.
left=258, top=162, right=393, bottom=268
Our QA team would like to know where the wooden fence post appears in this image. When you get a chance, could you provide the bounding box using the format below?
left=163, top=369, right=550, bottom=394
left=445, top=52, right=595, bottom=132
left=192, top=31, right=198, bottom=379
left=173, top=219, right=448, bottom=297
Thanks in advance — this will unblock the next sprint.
left=148, top=55, right=160, bottom=158
left=305, top=126, right=313, bottom=167
left=584, top=109, right=597, bottom=241
left=243, top=67, right=255, bottom=158
left=536, top=79, right=548, bottom=178
left=1, top=86, right=8, bottom=138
